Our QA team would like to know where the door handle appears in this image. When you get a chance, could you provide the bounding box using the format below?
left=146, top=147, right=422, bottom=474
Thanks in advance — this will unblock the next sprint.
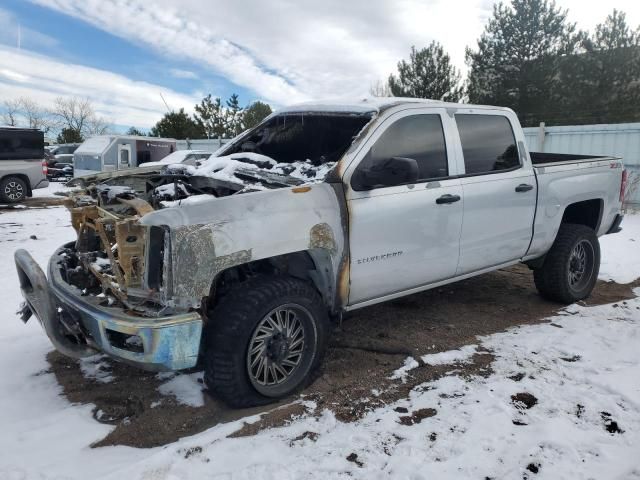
left=515, top=184, right=534, bottom=192
left=436, top=194, right=461, bottom=204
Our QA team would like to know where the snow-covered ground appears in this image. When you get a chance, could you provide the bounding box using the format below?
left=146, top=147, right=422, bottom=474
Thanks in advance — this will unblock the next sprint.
left=31, top=181, right=74, bottom=198
left=0, top=208, right=639, bottom=479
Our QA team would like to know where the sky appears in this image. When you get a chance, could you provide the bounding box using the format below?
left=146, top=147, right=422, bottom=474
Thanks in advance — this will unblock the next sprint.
left=0, top=0, right=639, bottom=131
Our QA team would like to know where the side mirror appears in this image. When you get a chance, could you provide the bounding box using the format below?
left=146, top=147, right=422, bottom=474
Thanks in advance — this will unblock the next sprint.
left=353, top=156, right=419, bottom=190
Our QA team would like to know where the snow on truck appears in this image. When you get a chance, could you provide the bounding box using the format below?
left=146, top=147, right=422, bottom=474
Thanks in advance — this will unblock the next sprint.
left=15, top=98, right=627, bottom=407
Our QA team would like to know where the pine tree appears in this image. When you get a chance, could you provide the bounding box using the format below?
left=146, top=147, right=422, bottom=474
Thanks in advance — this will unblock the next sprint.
left=242, top=101, right=272, bottom=130
left=388, top=43, right=463, bottom=101
left=466, top=0, right=583, bottom=126
left=194, top=94, right=227, bottom=139
left=149, top=108, right=203, bottom=139
left=126, top=126, right=145, bottom=136
left=225, top=94, right=244, bottom=137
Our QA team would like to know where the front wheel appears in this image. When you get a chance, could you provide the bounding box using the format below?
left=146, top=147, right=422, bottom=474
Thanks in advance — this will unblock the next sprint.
left=203, top=276, right=330, bottom=408
left=534, top=223, right=600, bottom=304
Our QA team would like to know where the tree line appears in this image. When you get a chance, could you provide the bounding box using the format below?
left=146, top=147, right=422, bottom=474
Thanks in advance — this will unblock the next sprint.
left=147, top=95, right=272, bottom=140
left=381, top=2, right=640, bottom=127
left=1, top=93, right=273, bottom=143
left=1, top=97, right=109, bottom=143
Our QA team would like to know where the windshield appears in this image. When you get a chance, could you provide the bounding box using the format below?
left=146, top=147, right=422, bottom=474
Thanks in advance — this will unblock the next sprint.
left=222, top=112, right=373, bottom=166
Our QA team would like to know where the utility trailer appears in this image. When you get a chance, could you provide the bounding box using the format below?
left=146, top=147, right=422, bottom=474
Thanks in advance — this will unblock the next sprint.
left=73, top=135, right=176, bottom=177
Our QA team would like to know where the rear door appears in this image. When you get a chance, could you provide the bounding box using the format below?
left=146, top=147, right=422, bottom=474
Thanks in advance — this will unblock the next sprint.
left=345, top=108, right=464, bottom=305
left=453, top=111, right=537, bottom=274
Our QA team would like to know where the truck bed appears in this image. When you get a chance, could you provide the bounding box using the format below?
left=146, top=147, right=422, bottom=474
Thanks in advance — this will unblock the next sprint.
left=530, top=152, right=617, bottom=167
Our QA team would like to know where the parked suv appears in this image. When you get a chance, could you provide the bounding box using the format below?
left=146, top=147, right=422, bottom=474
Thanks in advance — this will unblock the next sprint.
left=0, top=127, right=48, bottom=203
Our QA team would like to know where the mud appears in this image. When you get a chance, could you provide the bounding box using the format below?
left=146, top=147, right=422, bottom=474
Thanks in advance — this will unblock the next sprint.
left=0, top=196, right=66, bottom=212
left=47, top=265, right=640, bottom=448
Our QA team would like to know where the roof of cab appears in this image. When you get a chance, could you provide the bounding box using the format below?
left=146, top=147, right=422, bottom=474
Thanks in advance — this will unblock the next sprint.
left=276, top=97, right=512, bottom=115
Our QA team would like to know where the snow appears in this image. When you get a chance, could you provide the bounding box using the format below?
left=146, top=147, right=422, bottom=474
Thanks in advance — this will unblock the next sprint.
left=79, top=355, right=115, bottom=383
left=143, top=150, right=210, bottom=166
left=420, top=343, right=479, bottom=365
left=31, top=181, right=74, bottom=198
left=598, top=213, right=640, bottom=283
left=157, top=372, right=205, bottom=407
left=276, top=97, right=440, bottom=115
left=75, top=136, right=113, bottom=155
left=0, top=208, right=638, bottom=479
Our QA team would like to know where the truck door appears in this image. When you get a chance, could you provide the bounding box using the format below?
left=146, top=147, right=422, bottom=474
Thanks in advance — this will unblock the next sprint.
left=453, top=112, right=537, bottom=275
left=346, top=109, right=463, bottom=306
left=117, top=144, right=132, bottom=170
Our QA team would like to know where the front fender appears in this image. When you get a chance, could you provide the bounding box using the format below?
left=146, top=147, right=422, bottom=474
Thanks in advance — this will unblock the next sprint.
left=140, top=184, right=346, bottom=306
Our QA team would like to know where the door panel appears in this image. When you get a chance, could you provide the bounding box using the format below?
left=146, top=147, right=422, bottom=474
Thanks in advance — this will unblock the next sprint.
left=457, top=171, right=536, bottom=274
left=348, top=181, right=463, bottom=304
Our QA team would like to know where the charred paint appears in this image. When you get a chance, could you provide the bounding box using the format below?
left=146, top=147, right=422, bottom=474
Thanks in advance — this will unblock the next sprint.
left=309, top=223, right=337, bottom=254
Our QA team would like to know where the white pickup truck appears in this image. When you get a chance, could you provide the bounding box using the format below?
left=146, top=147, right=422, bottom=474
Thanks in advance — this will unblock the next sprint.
left=15, top=98, right=627, bottom=407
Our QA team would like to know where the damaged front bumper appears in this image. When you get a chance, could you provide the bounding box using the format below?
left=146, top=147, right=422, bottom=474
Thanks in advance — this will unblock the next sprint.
left=15, top=245, right=202, bottom=371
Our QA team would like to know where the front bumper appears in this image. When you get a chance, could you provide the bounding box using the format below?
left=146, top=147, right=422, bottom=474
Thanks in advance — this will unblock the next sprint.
left=14, top=245, right=202, bottom=371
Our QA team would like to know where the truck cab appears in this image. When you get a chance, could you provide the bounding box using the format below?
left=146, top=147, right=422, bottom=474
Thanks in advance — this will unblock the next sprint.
left=14, top=99, right=626, bottom=407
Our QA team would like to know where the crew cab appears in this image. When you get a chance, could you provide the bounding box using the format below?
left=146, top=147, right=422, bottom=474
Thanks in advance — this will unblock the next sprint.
left=14, top=98, right=627, bottom=407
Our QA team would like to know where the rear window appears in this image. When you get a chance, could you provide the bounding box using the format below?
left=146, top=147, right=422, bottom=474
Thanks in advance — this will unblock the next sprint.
left=455, top=115, right=519, bottom=175
left=0, top=129, right=44, bottom=161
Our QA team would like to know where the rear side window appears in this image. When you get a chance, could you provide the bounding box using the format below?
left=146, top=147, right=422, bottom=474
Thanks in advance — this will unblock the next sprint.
left=0, top=129, right=44, bottom=161
left=358, top=114, right=448, bottom=184
left=456, top=115, right=519, bottom=174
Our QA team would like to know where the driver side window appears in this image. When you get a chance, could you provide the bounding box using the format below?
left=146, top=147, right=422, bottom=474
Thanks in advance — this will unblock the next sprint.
left=352, top=114, right=448, bottom=191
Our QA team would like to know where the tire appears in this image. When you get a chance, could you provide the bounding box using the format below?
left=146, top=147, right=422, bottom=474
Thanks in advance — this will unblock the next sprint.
left=533, top=223, right=600, bottom=304
left=0, top=176, right=28, bottom=203
left=203, top=275, right=330, bottom=408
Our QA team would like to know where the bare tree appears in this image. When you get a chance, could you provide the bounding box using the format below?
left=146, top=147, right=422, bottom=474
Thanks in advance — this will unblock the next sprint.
left=52, top=96, right=110, bottom=138
left=52, top=97, right=94, bottom=134
left=369, top=79, right=392, bottom=97
left=2, top=99, right=21, bottom=126
left=18, top=97, right=57, bottom=134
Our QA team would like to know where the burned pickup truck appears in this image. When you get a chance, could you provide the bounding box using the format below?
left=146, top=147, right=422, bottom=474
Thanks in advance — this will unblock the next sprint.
left=15, top=99, right=626, bottom=407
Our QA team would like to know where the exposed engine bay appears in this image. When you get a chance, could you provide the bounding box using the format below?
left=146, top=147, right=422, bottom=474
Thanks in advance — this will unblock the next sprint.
left=58, top=112, right=373, bottom=316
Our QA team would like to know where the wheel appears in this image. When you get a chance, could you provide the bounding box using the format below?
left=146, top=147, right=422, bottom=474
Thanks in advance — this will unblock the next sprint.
left=0, top=176, right=28, bottom=203
left=533, top=224, right=600, bottom=304
left=203, top=276, right=330, bottom=408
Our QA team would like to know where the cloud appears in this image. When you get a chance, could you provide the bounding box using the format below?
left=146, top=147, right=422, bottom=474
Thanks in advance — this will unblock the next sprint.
left=0, top=45, right=200, bottom=128
left=28, top=0, right=493, bottom=105
left=0, top=6, right=58, bottom=50
left=22, top=0, right=640, bottom=108
left=169, top=68, right=198, bottom=79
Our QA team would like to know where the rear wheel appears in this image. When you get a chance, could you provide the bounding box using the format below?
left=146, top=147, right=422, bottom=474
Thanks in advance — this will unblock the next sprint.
left=0, top=176, right=28, bottom=203
left=203, top=276, right=330, bottom=408
left=533, top=224, right=600, bottom=304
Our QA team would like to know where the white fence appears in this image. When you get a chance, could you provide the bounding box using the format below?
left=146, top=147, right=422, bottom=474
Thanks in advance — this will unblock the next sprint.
left=523, top=122, right=640, bottom=205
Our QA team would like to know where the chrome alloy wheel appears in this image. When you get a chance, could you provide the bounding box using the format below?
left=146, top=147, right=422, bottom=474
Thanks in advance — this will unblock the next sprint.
left=568, top=239, right=594, bottom=290
left=247, top=304, right=307, bottom=389
left=4, top=181, right=25, bottom=201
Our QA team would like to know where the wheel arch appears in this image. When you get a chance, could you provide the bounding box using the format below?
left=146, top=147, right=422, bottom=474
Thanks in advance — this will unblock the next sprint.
left=560, top=198, right=604, bottom=232
left=206, top=249, right=339, bottom=315
left=0, top=173, right=32, bottom=197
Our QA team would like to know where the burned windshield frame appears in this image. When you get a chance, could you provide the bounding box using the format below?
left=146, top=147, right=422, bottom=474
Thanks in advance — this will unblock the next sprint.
left=221, top=112, right=374, bottom=166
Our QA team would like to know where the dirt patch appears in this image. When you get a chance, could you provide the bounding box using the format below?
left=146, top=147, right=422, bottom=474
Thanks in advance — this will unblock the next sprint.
left=0, top=196, right=66, bottom=212
left=511, top=392, right=538, bottom=410
left=398, top=408, right=437, bottom=425
left=601, top=411, right=624, bottom=434
left=346, top=452, right=363, bottom=467
left=46, top=266, right=640, bottom=448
